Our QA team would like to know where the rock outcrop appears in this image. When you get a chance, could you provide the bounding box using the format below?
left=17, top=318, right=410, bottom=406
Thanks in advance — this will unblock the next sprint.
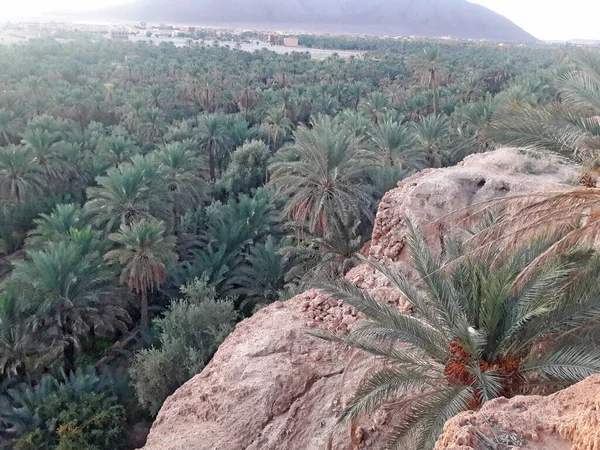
left=434, top=375, right=600, bottom=450
left=143, top=149, right=578, bottom=450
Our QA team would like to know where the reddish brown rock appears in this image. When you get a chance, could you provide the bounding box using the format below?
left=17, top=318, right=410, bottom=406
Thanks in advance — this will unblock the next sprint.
left=434, top=375, right=600, bottom=450
left=143, top=149, right=578, bottom=450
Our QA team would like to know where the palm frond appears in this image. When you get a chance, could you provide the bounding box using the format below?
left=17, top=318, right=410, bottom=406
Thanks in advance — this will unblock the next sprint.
left=522, top=344, right=600, bottom=382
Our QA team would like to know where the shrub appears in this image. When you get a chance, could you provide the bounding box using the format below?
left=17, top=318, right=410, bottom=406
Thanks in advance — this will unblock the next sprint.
left=129, top=278, right=237, bottom=414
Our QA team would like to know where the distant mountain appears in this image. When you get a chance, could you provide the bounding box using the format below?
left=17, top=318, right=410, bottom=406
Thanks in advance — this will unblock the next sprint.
left=100, top=0, right=537, bottom=43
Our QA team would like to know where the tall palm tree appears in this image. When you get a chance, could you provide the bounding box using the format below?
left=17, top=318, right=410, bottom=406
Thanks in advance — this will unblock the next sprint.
left=419, top=46, right=448, bottom=116
left=100, top=135, right=141, bottom=167
left=0, top=145, right=44, bottom=205
left=367, top=118, right=425, bottom=171
left=152, top=142, right=206, bottom=233
left=139, top=107, right=167, bottom=144
left=196, top=114, right=231, bottom=182
left=315, top=222, right=600, bottom=449
left=269, top=117, right=373, bottom=236
left=105, top=219, right=178, bottom=330
left=485, top=50, right=600, bottom=163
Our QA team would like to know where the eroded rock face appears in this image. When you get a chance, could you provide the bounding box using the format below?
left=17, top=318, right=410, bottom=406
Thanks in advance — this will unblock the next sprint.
left=434, top=375, right=600, bottom=450
left=369, top=148, right=576, bottom=263
left=143, top=149, right=578, bottom=450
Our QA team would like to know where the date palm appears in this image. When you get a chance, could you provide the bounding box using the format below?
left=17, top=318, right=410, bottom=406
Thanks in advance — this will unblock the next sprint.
left=196, top=114, right=232, bottom=182
left=359, top=91, right=389, bottom=124
left=367, top=118, right=425, bottom=171
left=100, top=135, right=141, bottom=167
left=85, top=163, right=166, bottom=231
left=10, top=237, right=125, bottom=373
left=315, top=222, right=600, bottom=449
left=269, top=117, right=373, bottom=236
left=419, top=46, right=448, bottom=116
left=0, top=108, right=22, bottom=145
left=25, top=203, right=88, bottom=249
left=258, top=108, right=293, bottom=152
left=20, top=128, right=65, bottom=182
left=152, top=142, right=206, bottom=233
left=485, top=50, right=600, bottom=162
left=139, top=107, right=167, bottom=144
left=0, top=145, right=44, bottom=205
left=106, top=219, right=178, bottom=330
left=0, top=294, right=45, bottom=380
left=412, top=115, right=450, bottom=167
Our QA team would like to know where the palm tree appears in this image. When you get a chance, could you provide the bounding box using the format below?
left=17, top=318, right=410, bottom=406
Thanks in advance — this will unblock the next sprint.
left=196, top=114, right=231, bottom=182
left=359, top=91, right=389, bottom=124
left=20, top=128, right=66, bottom=182
left=139, top=107, right=167, bottom=144
left=315, top=222, right=600, bottom=449
left=485, top=50, right=600, bottom=164
left=282, top=218, right=367, bottom=284
left=412, top=115, right=450, bottom=167
left=269, top=117, right=373, bottom=236
left=100, top=135, right=141, bottom=167
left=419, top=46, right=448, bottom=116
left=85, top=163, right=166, bottom=231
left=258, top=108, right=293, bottom=152
left=25, top=203, right=88, bottom=249
left=232, top=236, right=292, bottom=305
left=152, top=142, right=206, bottom=233
left=0, top=108, right=22, bottom=145
left=0, top=145, right=44, bottom=205
left=0, top=294, right=44, bottom=381
left=367, top=118, right=425, bottom=171
left=105, top=219, right=178, bottom=330
left=10, top=238, right=126, bottom=373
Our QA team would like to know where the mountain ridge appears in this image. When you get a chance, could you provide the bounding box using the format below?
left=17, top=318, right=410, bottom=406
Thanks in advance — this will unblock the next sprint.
left=97, top=0, right=537, bottom=43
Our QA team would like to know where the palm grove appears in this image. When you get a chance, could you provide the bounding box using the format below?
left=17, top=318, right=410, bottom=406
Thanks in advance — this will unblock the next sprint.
left=0, top=28, right=599, bottom=449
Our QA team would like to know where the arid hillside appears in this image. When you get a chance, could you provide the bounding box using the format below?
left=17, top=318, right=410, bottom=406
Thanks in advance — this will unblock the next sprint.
left=102, top=0, right=536, bottom=42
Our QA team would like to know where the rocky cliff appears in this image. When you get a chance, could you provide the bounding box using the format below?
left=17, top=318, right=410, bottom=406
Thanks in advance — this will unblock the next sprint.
left=143, top=149, right=579, bottom=450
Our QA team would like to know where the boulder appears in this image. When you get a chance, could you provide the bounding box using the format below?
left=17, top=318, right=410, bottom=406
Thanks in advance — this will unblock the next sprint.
left=143, top=149, right=578, bottom=450
left=434, top=375, right=600, bottom=450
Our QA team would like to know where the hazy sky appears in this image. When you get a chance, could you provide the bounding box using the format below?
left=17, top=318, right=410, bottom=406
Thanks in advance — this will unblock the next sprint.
left=1, top=0, right=599, bottom=41
left=470, top=0, right=600, bottom=41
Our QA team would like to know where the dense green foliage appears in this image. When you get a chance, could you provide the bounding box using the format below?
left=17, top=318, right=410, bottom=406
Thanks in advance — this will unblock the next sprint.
left=0, top=28, right=591, bottom=448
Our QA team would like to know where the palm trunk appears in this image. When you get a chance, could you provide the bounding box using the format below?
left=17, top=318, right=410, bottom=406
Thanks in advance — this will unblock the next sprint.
left=141, top=290, right=149, bottom=330
left=208, top=142, right=216, bottom=182
left=88, top=325, right=97, bottom=354
left=429, top=68, right=438, bottom=116
left=63, top=323, right=76, bottom=374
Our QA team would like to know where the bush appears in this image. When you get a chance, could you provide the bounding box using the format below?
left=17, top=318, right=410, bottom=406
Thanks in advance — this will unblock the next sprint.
left=1, top=369, right=128, bottom=450
left=213, top=140, right=271, bottom=197
left=129, top=278, right=237, bottom=414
